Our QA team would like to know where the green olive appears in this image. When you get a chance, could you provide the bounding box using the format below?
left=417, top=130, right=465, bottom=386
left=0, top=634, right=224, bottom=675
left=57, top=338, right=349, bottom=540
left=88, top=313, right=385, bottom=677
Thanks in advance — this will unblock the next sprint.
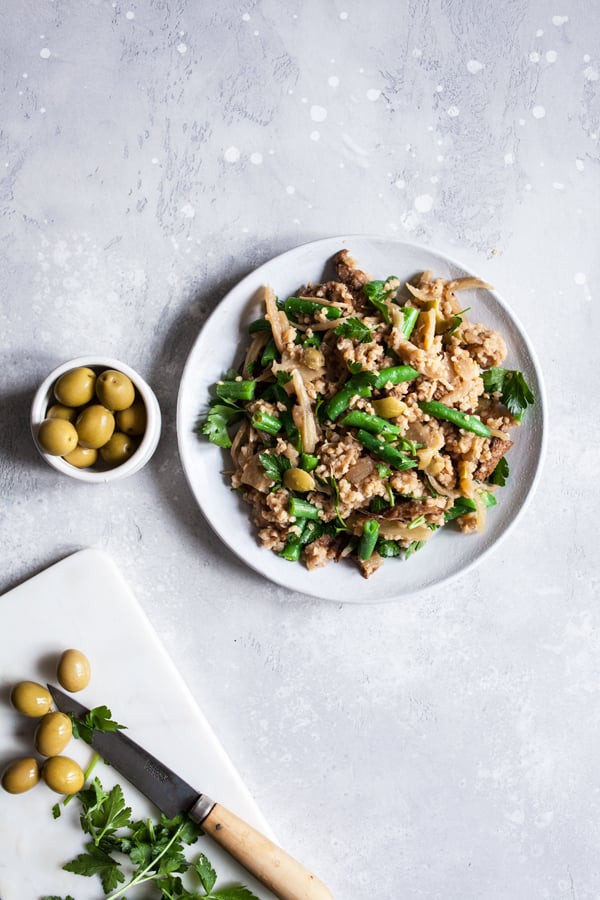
left=372, top=397, right=406, bottom=419
left=54, top=367, right=97, bottom=406
left=283, top=467, right=316, bottom=492
left=57, top=648, right=91, bottom=692
left=303, top=348, right=325, bottom=370
left=2, top=757, right=40, bottom=794
left=34, top=711, right=73, bottom=757
left=46, top=403, right=77, bottom=422
left=63, top=445, right=98, bottom=469
left=99, top=432, right=138, bottom=467
left=116, top=399, right=146, bottom=435
left=38, top=418, right=79, bottom=456
left=96, top=369, right=135, bottom=411
left=75, top=405, right=115, bottom=449
left=42, top=755, right=85, bottom=795
left=10, top=681, right=52, bottom=717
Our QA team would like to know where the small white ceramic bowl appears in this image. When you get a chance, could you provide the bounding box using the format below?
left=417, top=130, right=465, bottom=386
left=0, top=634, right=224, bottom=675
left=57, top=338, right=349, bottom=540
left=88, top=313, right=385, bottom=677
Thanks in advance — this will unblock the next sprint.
left=31, top=356, right=161, bottom=483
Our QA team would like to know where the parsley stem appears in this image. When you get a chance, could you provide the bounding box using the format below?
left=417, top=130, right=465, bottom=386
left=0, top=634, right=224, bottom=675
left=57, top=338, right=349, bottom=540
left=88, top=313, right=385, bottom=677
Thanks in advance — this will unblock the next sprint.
left=104, top=820, right=187, bottom=900
left=62, top=751, right=102, bottom=808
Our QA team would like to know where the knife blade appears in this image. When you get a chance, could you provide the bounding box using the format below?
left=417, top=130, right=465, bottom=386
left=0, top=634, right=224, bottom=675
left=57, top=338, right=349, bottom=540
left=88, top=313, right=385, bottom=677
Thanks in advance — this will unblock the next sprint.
left=48, top=685, right=332, bottom=900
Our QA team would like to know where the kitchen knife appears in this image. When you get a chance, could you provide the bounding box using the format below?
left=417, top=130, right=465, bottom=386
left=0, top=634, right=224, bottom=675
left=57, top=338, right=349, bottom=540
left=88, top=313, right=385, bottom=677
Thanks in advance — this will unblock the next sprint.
left=48, top=685, right=332, bottom=900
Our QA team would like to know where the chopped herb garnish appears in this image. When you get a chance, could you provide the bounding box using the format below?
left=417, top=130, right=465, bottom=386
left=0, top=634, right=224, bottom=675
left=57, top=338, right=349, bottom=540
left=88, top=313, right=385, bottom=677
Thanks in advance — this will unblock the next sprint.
left=196, top=404, right=242, bottom=449
left=482, top=367, right=535, bottom=421
left=334, top=317, right=375, bottom=343
left=488, top=455, right=509, bottom=486
left=259, top=451, right=291, bottom=487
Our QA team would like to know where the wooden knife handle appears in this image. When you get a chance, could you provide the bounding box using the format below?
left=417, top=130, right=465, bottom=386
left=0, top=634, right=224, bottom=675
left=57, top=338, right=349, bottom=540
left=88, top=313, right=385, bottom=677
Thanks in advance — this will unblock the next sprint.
left=199, top=801, right=333, bottom=900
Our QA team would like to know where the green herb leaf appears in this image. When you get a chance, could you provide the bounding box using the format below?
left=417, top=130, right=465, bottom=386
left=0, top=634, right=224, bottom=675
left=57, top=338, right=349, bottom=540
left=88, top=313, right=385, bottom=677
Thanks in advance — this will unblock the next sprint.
left=70, top=706, right=126, bottom=745
left=259, top=452, right=291, bottom=486
left=210, top=888, right=263, bottom=899
left=445, top=306, right=470, bottom=335
left=404, top=540, right=425, bottom=559
left=334, top=317, right=375, bottom=342
left=63, top=843, right=125, bottom=894
left=363, top=279, right=397, bottom=323
left=482, top=367, right=534, bottom=420
left=195, top=852, right=218, bottom=893
left=488, top=455, right=509, bottom=486
left=197, top=404, right=242, bottom=449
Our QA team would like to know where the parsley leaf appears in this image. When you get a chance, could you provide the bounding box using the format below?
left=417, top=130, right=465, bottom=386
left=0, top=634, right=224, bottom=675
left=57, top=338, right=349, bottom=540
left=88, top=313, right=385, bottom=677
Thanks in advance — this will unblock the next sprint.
left=196, top=853, right=218, bottom=893
left=482, top=367, right=534, bottom=421
left=363, top=279, right=397, bottom=323
left=445, top=306, right=470, bottom=335
left=334, top=317, right=375, bottom=343
left=69, top=705, right=126, bottom=745
left=197, top=404, right=242, bottom=449
left=259, top=451, right=291, bottom=487
left=488, top=455, right=509, bottom=486
left=63, top=843, right=125, bottom=894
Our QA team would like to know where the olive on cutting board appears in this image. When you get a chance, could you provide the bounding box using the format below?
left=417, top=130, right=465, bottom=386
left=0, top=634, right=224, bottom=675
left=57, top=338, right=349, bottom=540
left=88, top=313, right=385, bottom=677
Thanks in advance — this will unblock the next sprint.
left=34, top=711, right=73, bottom=757
left=10, top=681, right=53, bottom=717
left=57, top=648, right=91, bottom=692
left=1, top=757, right=40, bottom=794
left=42, top=756, right=85, bottom=794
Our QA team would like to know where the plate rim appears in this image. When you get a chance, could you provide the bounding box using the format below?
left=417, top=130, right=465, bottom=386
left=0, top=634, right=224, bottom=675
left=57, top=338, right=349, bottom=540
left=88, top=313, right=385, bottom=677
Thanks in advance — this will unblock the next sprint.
left=176, top=234, right=547, bottom=603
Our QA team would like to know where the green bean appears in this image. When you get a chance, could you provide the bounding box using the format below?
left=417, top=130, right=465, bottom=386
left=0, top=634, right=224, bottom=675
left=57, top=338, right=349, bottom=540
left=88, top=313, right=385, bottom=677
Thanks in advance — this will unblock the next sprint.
left=355, top=429, right=418, bottom=470
left=418, top=400, right=491, bottom=437
left=279, top=535, right=303, bottom=561
left=251, top=410, right=282, bottom=436
left=326, top=383, right=372, bottom=421
left=284, top=297, right=342, bottom=320
left=373, top=365, right=420, bottom=389
left=216, top=379, right=256, bottom=402
left=341, top=410, right=401, bottom=437
left=299, top=452, right=319, bottom=472
left=401, top=307, right=419, bottom=339
left=288, top=497, right=321, bottom=520
left=358, top=519, right=379, bottom=560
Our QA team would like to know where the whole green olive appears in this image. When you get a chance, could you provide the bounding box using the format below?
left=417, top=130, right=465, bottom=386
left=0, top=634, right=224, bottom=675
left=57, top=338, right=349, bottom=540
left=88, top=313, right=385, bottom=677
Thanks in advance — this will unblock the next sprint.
left=46, top=403, right=77, bottom=423
left=57, top=648, right=91, bottom=692
left=96, top=369, right=135, bottom=411
left=116, top=398, right=146, bottom=435
left=99, top=432, right=138, bottom=467
left=10, top=681, right=52, bottom=717
left=63, top=445, right=98, bottom=469
left=1, top=757, right=40, bottom=794
left=54, top=367, right=97, bottom=406
left=75, top=405, right=115, bottom=449
left=42, top=755, right=85, bottom=794
left=38, top=418, right=79, bottom=456
left=34, top=711, right=73, bottom=757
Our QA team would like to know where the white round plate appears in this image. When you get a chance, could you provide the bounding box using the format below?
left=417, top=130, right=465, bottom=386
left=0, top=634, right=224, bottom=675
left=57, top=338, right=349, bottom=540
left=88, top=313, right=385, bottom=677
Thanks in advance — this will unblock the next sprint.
left=177, top=236, right=546, bottom=603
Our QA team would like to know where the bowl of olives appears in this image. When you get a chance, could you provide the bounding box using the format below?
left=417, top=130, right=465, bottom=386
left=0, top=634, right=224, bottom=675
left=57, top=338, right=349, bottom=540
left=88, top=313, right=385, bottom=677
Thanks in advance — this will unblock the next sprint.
left=31, top=356, right=161, bottom=482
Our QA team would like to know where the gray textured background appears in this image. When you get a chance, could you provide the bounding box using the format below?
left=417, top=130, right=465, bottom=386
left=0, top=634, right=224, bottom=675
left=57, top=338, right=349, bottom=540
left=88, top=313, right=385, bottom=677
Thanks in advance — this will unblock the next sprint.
left=2, top=1, right=600, bottom=898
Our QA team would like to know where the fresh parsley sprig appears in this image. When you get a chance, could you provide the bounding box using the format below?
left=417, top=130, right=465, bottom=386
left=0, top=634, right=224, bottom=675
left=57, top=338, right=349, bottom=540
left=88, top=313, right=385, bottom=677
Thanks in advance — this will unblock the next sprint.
left=482, top=367, right=534, bottom=421
left=69, top=705, right=126, bottom=745
left=43, top=777, right=260, bottom=900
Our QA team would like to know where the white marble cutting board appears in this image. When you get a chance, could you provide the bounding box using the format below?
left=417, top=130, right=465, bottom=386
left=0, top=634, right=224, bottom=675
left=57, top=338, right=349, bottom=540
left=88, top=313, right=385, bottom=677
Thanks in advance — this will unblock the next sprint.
left=0, top=549, right=277, bottom=899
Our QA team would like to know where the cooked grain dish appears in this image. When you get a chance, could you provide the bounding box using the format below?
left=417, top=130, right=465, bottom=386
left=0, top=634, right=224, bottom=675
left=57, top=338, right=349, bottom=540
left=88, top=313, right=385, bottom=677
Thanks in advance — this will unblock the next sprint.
left=199, top=250, right=534, bottom=578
